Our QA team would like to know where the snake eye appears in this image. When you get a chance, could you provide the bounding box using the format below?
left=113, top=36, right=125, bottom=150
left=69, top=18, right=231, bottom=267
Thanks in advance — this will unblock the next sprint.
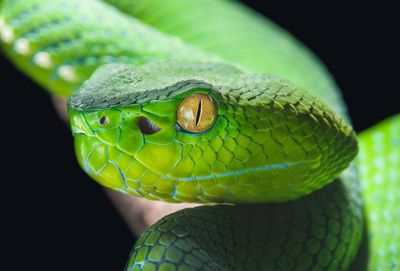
left=99, top=116, right=109, bottom=126
left=177, top=93, right=217, bottom=133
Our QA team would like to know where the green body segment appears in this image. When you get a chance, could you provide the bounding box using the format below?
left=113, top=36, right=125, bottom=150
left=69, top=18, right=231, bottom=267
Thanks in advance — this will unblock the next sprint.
left=0, top=0, right=214, bottom=97
left=1, top=0, right=399, bottom=270
left=358, top=115, right=400, bottom=270
left=127, top=172, right=363, bottom=271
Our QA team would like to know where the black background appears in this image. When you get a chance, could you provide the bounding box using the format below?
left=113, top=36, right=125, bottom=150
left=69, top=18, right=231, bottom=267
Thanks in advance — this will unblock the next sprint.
left=1, top=1, right=398, bottom=270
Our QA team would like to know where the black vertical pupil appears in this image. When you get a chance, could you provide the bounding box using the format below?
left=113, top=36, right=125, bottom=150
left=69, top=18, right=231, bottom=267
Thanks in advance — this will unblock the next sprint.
left=99, top=116, right=108, bottom=125
left=195, top=99, right=202, bottom=126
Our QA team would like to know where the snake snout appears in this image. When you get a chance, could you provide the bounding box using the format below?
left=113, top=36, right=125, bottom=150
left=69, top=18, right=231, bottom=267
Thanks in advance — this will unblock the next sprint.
left=68, top=110, right=93, bottom=136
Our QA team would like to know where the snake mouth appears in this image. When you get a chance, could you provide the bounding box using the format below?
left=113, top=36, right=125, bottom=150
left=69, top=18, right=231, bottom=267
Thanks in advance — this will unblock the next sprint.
left=73, top=131, right=164, bottom=197
left=74, top=134, right=126, bottom=191
left=69, top=108, right=172, bottom=198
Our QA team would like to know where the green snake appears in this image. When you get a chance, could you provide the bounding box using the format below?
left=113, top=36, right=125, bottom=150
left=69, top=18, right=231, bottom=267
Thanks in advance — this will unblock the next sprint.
left=1, top=0, right=399, bottom=270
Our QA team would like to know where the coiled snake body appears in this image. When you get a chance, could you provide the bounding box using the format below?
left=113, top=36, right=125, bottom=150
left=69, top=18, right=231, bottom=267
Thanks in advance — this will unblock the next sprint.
left=1, top=0, right=399, bottom=270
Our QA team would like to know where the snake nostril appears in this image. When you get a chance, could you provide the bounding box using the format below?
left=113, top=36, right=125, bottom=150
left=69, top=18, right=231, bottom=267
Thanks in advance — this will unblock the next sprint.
left=138, top=117, right=161, bottom=135
left=99, top=116, right=109, bottom=126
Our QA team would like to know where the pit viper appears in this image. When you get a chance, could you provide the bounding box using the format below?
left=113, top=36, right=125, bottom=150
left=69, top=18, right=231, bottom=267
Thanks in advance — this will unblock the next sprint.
left=1, top=0, right=399, bottom=270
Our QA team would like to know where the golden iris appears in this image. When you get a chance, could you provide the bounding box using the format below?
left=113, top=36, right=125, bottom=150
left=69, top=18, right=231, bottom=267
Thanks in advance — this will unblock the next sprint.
left=177, top=93, right=217, bottom=133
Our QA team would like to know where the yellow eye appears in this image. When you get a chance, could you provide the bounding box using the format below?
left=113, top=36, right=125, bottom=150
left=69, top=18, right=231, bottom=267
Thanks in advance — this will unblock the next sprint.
left=177, top=93, right=217, bottom=133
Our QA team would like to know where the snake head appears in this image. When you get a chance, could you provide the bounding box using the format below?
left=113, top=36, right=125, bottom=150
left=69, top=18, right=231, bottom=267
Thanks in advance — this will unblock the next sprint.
left=68, top=61, right=357, bottom=203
